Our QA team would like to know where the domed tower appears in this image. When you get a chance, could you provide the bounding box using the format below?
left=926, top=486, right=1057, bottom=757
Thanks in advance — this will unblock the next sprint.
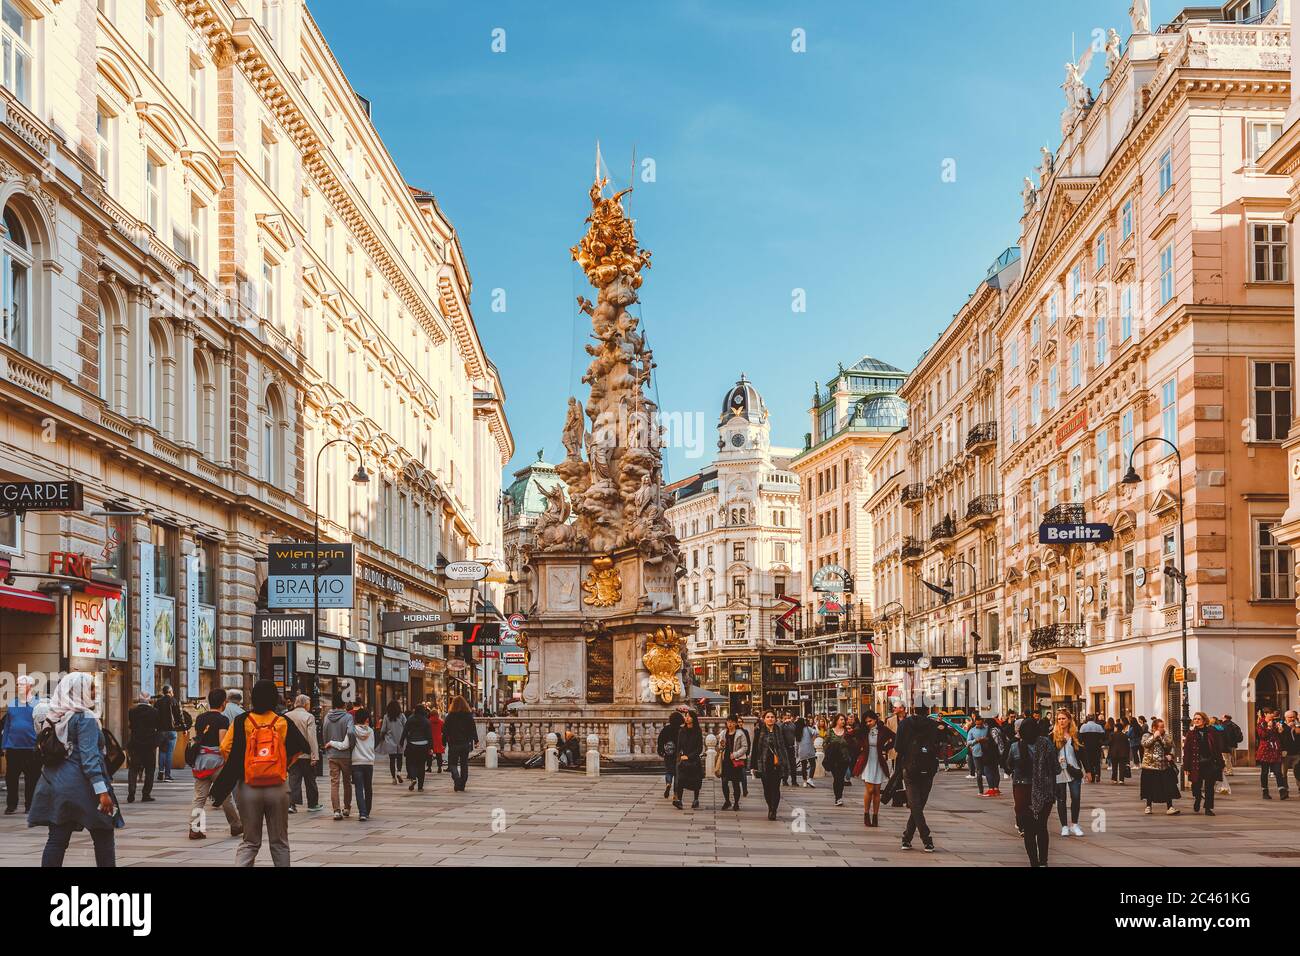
left=718, top=374, right=770, bottom=456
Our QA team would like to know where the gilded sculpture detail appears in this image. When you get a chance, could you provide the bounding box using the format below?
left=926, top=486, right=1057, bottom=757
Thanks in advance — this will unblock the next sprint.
left=641, top=625, right=684, bottom=704
left=580, top=555, right=622, bottom=608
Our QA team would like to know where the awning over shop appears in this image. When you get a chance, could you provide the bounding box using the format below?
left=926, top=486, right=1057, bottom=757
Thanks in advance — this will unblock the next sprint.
left=688, top=686, right=727, bottom=704
left=0, top=584, right=57, bottom=615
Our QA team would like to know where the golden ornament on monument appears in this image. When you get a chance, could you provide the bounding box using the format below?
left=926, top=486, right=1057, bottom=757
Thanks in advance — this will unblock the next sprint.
left=581, top=555, right=622, bottom=608
left=641, top=625, right=683, bottom=704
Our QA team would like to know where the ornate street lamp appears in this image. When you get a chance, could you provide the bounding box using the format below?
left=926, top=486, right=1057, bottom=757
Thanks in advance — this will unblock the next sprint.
left=943, top=558, right=981, bottom=715
left=1121, top=435, right=1190, bottom=775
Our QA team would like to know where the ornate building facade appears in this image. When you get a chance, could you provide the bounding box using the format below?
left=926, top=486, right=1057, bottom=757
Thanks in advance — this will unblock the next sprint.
left=666, top=377, right=802, bottom=715
left=998, top=3, right=1295, bottom=739
left=0, top=0, right=511, bottom=742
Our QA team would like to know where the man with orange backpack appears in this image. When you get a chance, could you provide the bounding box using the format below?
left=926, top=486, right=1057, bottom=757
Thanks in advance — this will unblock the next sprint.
left=209, top=679, right=310, bottom=867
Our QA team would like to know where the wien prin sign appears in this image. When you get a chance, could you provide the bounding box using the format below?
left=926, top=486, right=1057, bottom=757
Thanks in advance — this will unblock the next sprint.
left=268, top=543, right=355, bottom=609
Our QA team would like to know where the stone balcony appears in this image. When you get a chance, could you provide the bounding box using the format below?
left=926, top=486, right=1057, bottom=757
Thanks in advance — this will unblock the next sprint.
left=930, top=515, right=956, bottom=545
left=965, top=494, right=1001, bottom=526
left=966, top=421, right=997, bottom=454
left=901, top=483, right=925, bottom=507
left=901, top=537, right=924, bottom=563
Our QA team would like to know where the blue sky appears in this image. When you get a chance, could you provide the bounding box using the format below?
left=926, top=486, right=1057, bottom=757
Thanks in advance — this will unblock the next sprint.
left=311, top=0, right=1180, bottom=482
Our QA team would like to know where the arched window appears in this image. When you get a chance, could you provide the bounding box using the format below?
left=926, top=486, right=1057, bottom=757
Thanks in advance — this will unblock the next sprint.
left=97, top=300, right=110, bottom=400
left=263, top=385, right=286, bottom=485
left=1, top=206, right=31, bottom=355
left=145, top=329, right=158, bottom=426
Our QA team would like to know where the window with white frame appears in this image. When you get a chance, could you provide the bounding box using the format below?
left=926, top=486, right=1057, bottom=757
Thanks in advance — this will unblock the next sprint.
left=1159, top=242, right=1174, bottom=305
left=1031, top=314, right=1040, bottom=345
left=1048, top=366, right=1059, bottom=410
left=1256, top=518, right=1294, bottom=600
left=145, top=2, right=162, bottom=73
left=1009, top=338, right=1019, bottom=369
left=95, top=105, right=114, bottom=190
left=260, top=125, right=277, bottom=190
left=1122, top=547, right=1135, bottom=614
left=97, top=300, right=111, bottom=401
left=262, top=257, right=278, bottom=325
left=1161, top=531, right=1177, bottom=605
left=1121, top=408, right=1134, bottom=464
left=1095, top=315, right=1108, bottom=367
left=1251, top=221, right=1286, bottom=282
left=1069, top=341, right=1081, bottom=389
left=0, top=508, right=19, bottom=552
left=1161, top=377, right=1177, bottom=445
left=1070, top=264, right=1082, bottom=300
left=1121, top=284, right=1133, bottom=340
left=1247, top=120, right=1283, bottom=166
left=1070, top=451, right=1083, bottom=502
left=1, top=0, right=33, bottom=107
left=189, top=196, right=205, bottom=271
left=1, top=205, right=31, bottom=356
left=188, top=56, right=204, bottom=124
left=1121, top=200, right=1133, bottom=242
left=145, top=152, right=163, bottom=233
left=1095, top=231, right=1107, bottom=271
left=1010, top=404, right=1019, bottom=443
left=1096, top=427, right=1110, bottom=492
left=1158, top=147, right=1172, bottom=195
left=1251, top=360, right=1292, bottom=442
left=1049, top=294, right=1058, bottom=326
left=1031, top=385, right=1041, bottom=426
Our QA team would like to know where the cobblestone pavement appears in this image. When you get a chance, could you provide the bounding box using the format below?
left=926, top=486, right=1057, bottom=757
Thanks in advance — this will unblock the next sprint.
left=2, top=764, right=1297, bottom=866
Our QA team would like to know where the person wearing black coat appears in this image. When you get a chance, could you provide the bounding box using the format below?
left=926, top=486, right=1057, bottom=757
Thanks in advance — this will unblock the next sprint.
left=672, top=711, right=705, bottom=810
left=400, top=706, right=433, bottom=792
left=750, top=710, right=794, bottom=820
left=656, top=711, right=684, bottom=799
left=892, top=707, right=940, bottom=852
left=441, top=696, right=479, bottom=792
left=126, top=694, right=161, bottom=803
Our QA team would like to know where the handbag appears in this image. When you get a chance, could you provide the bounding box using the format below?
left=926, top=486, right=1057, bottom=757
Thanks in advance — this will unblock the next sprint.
left=103, top=728, right=126, bottom=777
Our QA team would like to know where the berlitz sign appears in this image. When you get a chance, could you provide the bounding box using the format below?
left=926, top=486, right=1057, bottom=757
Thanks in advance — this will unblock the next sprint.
left=0, top=480, right=83, bottom=513
left=1038, top=523, right=1114, bottom=544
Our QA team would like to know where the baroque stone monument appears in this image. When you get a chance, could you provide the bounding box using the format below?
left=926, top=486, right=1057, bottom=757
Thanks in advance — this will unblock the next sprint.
left=516, top=173, right=693, bottom=737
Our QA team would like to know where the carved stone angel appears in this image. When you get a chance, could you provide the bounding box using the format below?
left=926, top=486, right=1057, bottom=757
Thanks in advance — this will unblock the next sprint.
left=561, top=396, right=585, bottom=461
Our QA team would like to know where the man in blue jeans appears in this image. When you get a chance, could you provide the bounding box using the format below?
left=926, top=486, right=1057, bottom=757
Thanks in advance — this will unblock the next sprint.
left=2, top=675, right=40, bottom=814
left=154, top=685, right=188, bottom=782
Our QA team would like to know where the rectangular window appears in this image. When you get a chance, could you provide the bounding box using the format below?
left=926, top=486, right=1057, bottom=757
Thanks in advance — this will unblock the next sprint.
left=1097, top=428, right=1110, bottom=492
left=1095, top=316, right=1108, bottom=367
left=1159, top=243, right=1174, bottom=305
left=1049, top=295, right=1058, bottom=326
left=1, top=0, right=32, bottom=106
left=1162, top=531, right=1178, bottom=605
left=262, top=258, right=277, bottom=324
left=1095, top=231, right=1107, bottom=271
left=188, top=57, right=204, bottom=124
left=1123, top=547, right=1135, bottom=614
left=0, top=510, right=19, bottom=553
left=1010, top=338, right=1020, bottom=369
left=145, top=4, right=162, bottom=73
left=1161, top=377, right=1177, bottom=445
left=145, top=153, right=163, bottom=232
left=1248, top=120, right=1283, bottom=166
left=1070, top=264, right=1082, bottom=300
left=1251, top=222, right=1287, bottom=282
left=1048, top=367, right=1059, bottom=410
left=1010, top=404, right=1019, bottom=443
left=1257, top=519, right=1294, bottom=600
left=190, top=197, right=205, bottom=271
left=1252, top=360, right=1292, bottom=442
left=261, top=127, right=277, bottom=190
left=1122, top=408, right=1134, bottom=465
left=96, top=106, right=114, bottom=190
left=1121, top=200, right=1133, bottom=242
left=1121, top=284, right=1133, bottom=340
left=1069, top=341, right=1081, bottom=389
left=1159, top=148, right=1172, bottom=195
left=1031, top=315, right=1041, bottom=345
left=1031, top=385, right=1041, bottom=426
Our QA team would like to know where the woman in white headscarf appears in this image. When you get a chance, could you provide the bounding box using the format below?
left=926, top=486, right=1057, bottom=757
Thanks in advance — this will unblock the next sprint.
left=27, top=672, right=122, bottom=867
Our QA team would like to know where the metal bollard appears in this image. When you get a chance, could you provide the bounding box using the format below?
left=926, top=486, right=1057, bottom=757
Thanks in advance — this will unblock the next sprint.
left=586, top=733, right=600, bottom=777
left=704, top=733, right=718, bottom=778
left=485, top=730, right=499, bottom=769
left=813, top=735, right=825, bottom=779
left=545, top=732, right=559, bottom=773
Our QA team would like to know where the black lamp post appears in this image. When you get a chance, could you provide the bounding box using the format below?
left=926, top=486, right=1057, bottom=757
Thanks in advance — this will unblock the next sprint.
left=943, top=558, right=980, bottom=714
left=1121, top=435, right=1190, bottom=770
left=311, top=438, right=369, bottom=719
left=875, top=599, right=911, bottom=709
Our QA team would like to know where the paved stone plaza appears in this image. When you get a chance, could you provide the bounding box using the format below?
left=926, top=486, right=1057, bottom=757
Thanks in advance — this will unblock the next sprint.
left=2, top=764, right=1297, bottom=867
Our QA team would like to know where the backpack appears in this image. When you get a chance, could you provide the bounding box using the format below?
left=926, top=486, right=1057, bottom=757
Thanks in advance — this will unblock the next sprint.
left=243, top=714, right=288, bottom=787
left=905, top=720, right=940, bottom=775
left=36, top=720, right=68, bottom=766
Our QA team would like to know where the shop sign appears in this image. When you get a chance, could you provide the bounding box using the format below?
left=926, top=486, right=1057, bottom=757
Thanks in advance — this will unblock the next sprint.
left=152, top=595, right=176, bottom=666
left=298, top=639, right=340, bottom=677
left=107, top=586, right=129, bottom=661
left=71, top=592, right=108, bottom=659
left=457, top=622, right=501, bottom=646
left=1027, top=657, right=1062, bottom=676
left=444, top=560, right=488, bottom=582
left=1055, top=408, right=1088, bottom=447
left=501, top=663, right=527, bottom=678
left=1199, top=603, right=1224, bottom=621
left=1099, top=662, right=1122, bottom=675
left=139, top=543, right=155, bottom=696
left=812, top=564, right=849, bottom=593
left=890, top=651, right=923, bottom=667
left=411, top=629, right=462, bottom=646
left=360, top=564, right=405, bottom=595
left=508, top=613, right=526, bottom=631
left=1038, top=523, right=1113, bottom=544
left=0, top=480, right=83, bottom=513
left=380, top=610, right=446, bottom=633
left=832, top=643, right=873, bottom=654
left=49, top=551, right=95, bottom=579
left=446, top=659, right=468, bottom=672
left=268, top=543, right=354, bottom=609
left=503, top=651, right=526, bottom=664
left=253, top=613, right=315, bottom=642
left=827, top=667, right=849, bottom=679
left=975, top=653, right=1001, bottom=665
left=931, top=656, right=967, bottom=669
left=186, top=553, right=200, bottom=697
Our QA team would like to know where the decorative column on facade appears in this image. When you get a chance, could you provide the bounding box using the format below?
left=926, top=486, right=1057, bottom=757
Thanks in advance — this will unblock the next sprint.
left=213, top=344, right=233, bottom=468
left=174, top=317, right=198, bottom=449
left=222, top=531, right=262, bottom=690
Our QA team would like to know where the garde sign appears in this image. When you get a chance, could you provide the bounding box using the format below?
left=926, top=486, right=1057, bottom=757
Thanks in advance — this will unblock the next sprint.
left=0, top=480, right=84, bottom=513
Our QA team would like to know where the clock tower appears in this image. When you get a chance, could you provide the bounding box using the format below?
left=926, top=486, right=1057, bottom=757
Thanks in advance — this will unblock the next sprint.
left=718, top=373, right=770, bottom=457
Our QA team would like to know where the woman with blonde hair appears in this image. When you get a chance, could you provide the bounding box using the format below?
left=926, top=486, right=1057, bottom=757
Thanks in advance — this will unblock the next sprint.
left=1051, top=709, right=1086, bottom=838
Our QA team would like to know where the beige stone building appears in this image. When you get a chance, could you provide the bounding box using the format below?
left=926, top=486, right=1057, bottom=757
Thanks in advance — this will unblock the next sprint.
left=790, top=357, right=907, bottom=714
left=666, top=377, right=802, bottom=715
left=0, top=0, right=511, bottom=742
left=997, top=2, right=1294, bottom=739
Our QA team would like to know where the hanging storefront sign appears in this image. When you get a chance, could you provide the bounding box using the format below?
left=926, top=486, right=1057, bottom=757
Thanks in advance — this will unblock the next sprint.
left=185, top=553, right=200, bottom=697
left=1027, top=657, right=1063, bottom=676
left=153, top=595, right=176, bottom=666
left=930, top=656, right=968, bottom=669
left=0, top=480, right=84, bottom=513
left=139, top=543, right=155, bottom=696
left=1038, top=523, right=1114, bottom=544
left=380, top=610, right=447, bottom=633
left=297, top=635, right=341, bottom=676
left=448, top=587, right=475, bottom=617
left=812, top=564, right=849, bottom=593
left=107, top=586, right=129, bottom=661
left=70, top=592, right=108, bottom=659
left=890, top=651, right=923, bottom=667
left=268, top=543, right=354, bottom=609
left=253, top=613, right=316, bottom=642
left=444, top=560, right=488, bottom=582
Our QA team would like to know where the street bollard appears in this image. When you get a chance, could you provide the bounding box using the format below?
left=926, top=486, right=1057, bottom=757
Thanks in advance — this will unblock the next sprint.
left=485, top=730, right=499, bottom=769
left=545, top=732, right=559, bottom=773
left=813, top=735, right=825, bottom=779
left=704, top=733, right=718, bottom=778
left=586, top=733, right=600, bottom=777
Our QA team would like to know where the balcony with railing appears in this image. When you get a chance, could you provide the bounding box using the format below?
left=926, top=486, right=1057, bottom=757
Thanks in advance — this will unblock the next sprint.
left=965, top=494, right=1001, bottom=525
left=901, top=483, right=925, bottom=507
left=930, top=515, right=956, bottom=545
left=1042, top=502, right=1085, bottom=525
left=901, top=537, right=924, bottom=562
left=1029, top=622, right=1087, bottom=652
left=965, top=421, right=997, bottom=453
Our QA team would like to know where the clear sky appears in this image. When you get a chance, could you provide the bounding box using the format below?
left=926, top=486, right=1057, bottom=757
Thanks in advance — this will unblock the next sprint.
left=310, top=0, right=1180, bottom=483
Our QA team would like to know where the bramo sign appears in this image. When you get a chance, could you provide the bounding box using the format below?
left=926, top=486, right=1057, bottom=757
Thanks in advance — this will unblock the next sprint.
left=267, top=543, right=355, bottom=609
left=1038, top=523, right=1114, bottom=544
